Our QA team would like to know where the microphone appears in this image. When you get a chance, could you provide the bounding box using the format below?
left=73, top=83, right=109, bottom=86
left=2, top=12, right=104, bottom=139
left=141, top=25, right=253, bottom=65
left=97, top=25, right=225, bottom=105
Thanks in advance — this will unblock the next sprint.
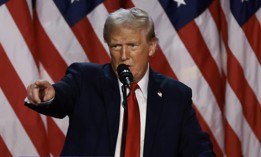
left=117, top=64, right=133, bottom=88
left=117, top=64, right=133, bottom=157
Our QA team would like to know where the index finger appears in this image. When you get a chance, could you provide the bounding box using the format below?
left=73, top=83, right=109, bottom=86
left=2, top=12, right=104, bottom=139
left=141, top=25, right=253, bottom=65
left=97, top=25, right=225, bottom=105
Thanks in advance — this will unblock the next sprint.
left=34, top=80, right=49, bottom=88
left=27, top=83, right=42, bottom=104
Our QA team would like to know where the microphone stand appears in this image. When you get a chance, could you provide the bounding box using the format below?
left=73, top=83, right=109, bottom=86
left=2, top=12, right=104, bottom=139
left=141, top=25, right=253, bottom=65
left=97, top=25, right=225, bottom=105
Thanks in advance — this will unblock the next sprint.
left=120, top=84, right=130, bottom=157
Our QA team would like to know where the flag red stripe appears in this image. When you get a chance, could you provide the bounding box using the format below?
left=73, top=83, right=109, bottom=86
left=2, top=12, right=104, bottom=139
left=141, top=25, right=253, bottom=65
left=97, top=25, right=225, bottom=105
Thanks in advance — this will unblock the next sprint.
left=242, top=15, right=261, bottom=64
left=125, top=0, right=135, bottom=7
left=178, top=22, right=225, bottom=110
left=103, top=0, right=134, bottom=13
left=194, top=105, right=223, bottom=157
left=149, top=47, right=177, bottom=79
left=5, top=0, right=38, bottom=67
left=0, top=44, right=49, bottom=156
left=47, top=118, right=65, bottom=156
left=34, top=13, right=68, bottom=82
left=209, top=0, right=221, bottom=31
left=224, top=121, right=243, bottom=157
left=227, top=50, right=261, bottom=141
left=0, top=136, right=12, bottom=157
left=103, top=0, right=122, bottom=13
left=71, top=18, right=110, bottom=63
left=219, top=7, right=261, bottom=143
left=208, top=2, right=244, bottom=157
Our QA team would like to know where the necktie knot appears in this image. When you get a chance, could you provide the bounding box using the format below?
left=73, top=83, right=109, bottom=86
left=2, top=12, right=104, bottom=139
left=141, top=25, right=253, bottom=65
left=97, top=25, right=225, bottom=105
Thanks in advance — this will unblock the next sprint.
left=131, top=82, right=139, bottom=91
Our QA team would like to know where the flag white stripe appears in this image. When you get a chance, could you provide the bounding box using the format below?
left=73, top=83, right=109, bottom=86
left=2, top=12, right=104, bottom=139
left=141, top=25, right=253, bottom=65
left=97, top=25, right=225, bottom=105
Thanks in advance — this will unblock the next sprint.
left=220, top=0, right=261, bottom=104
left=133, top=0, right=225, bottom=152
left=0, top=5, right=39, bottom=87
left=220, top=39, right=228, bottom=75
left=26, top=0, right=33, bottom=18
left=194, top=9, right=223, bottom=74
left=0, top=88, right=38, bottom=156
left=256, top=8, right=261, bottom=25
left=87, top=3, right=110, bottom=55
left=39, top=63, right=55, bottom=84
left=188, top=73, right=224, bottom=148
left=36, top=0, right=89, bottom=65
left=225, top=84, right=261, bottom=157
left=51, top=117, right=69, bottom=136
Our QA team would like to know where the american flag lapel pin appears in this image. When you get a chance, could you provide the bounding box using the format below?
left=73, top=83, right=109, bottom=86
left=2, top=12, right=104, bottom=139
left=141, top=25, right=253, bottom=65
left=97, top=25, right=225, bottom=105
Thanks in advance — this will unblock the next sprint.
left=157, top=91, right=162, bottom=97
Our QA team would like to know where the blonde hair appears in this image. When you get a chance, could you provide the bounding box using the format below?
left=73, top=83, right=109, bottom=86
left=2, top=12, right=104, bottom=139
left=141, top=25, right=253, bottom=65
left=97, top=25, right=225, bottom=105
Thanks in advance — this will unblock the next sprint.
left=103, top=7, right=157, bottom=43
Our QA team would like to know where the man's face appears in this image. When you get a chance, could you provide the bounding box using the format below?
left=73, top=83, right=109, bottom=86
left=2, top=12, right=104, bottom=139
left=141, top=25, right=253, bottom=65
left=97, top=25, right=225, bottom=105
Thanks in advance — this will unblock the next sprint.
left=108, top=27, right=157, bottom=82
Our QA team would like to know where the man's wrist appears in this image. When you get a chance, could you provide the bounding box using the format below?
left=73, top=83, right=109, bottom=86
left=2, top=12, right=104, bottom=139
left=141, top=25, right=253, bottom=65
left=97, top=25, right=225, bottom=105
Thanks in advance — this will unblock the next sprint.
left=24, top=97, right=55, bottom=104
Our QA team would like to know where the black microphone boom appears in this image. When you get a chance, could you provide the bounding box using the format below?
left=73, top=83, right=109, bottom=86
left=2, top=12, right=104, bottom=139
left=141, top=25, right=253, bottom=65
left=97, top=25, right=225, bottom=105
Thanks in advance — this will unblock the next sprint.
left=117, top=64, right=133, bottom=87
left=117, top=64, right=133, bottom=157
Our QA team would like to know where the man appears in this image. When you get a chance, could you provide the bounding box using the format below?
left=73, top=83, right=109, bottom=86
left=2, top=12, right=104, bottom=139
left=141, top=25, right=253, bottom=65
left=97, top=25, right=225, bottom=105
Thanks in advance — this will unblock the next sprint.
left=25, top=7, right=215, bottom=157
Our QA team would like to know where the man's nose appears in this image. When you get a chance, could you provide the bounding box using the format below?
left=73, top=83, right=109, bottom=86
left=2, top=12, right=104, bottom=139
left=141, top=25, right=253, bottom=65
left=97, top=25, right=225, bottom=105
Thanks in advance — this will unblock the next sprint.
left=121, top=46, right=129, bottom=60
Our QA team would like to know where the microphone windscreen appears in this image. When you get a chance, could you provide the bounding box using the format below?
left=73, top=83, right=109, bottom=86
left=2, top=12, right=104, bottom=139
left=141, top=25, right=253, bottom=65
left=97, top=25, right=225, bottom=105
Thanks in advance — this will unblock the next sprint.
left=117, top=64, right=133, bottom=85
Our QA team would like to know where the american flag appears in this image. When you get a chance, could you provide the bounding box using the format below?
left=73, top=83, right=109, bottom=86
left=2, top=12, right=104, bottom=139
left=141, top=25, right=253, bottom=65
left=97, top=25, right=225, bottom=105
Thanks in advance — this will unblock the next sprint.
left=0, top=0, right=260, bottom=156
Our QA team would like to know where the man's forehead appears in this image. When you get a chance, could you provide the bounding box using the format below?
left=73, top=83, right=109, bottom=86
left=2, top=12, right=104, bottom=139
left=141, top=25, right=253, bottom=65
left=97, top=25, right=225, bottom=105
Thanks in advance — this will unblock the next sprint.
left=109, top=32, right=145, bottom=43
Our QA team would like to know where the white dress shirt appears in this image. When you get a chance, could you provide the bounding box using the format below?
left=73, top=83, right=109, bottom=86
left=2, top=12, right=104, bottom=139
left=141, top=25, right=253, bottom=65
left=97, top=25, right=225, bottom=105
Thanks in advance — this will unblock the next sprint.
left=114, top=66, right=149, bottom=157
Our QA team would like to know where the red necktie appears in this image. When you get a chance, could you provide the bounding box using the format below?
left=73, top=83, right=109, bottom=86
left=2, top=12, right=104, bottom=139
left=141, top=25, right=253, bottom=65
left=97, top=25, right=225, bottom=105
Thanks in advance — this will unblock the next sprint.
left=125, top=83, right=140, bottom=157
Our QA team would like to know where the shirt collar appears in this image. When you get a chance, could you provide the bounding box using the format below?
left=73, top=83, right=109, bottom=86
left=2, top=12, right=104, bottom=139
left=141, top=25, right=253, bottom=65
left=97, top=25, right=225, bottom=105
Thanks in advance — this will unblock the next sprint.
left=117, top=65, right=149, bottom=98
left=136, top=65, right=149, bottom=98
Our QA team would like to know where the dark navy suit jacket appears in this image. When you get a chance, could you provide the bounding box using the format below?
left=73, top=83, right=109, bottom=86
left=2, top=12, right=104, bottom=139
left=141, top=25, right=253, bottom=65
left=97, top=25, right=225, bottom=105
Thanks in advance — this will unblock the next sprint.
left=25, top=62, right=215, bottom=157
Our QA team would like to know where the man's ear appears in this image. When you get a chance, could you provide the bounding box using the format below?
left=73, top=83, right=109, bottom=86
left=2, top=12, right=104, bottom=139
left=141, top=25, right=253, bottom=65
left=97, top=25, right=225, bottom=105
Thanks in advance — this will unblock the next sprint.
left=149, top=38, right=158, bottom=57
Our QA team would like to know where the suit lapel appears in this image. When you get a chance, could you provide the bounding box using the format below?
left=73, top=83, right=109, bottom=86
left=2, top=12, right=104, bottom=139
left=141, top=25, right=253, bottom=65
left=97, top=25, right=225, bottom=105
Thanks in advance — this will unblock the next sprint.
left=143, top=69, right=164, bottom=156
left=100, top=64, right=121, bottom=154
left=100, top=65, right=165, bottom=155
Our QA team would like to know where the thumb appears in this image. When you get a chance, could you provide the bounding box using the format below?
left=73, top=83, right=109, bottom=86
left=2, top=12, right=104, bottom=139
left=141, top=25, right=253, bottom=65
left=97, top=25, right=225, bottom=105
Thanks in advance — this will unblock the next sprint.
left=34, top=80, right=55, bottom=102
left=42, top=85, right=55, bottom=102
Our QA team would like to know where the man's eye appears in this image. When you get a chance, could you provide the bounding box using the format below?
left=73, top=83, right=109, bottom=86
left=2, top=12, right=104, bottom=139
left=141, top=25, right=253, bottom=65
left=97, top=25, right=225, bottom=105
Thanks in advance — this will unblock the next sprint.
left=111, top=45, right=121, bottom=49
left=129, top=44, right=138, bottom=48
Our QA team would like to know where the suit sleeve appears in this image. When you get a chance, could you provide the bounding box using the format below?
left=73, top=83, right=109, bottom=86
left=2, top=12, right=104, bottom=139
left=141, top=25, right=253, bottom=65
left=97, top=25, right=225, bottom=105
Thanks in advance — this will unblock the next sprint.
left=25, top=63, right=82, bottom=118
left=179, top=87, right=216, bottom=157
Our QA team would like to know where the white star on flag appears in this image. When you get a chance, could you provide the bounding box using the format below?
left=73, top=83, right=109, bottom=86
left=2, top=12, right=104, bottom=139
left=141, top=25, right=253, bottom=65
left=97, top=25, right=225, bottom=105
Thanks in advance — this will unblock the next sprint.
left=173, top=0, right=186, bottom=7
